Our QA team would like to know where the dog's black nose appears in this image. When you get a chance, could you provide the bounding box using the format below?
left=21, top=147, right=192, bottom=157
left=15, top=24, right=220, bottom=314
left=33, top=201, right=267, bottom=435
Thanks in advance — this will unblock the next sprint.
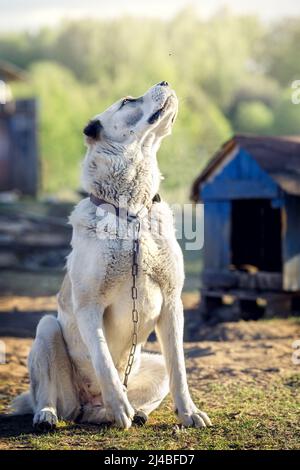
left=159, top=81, right=169, bottom=87
left=83, top=119, right=102, bottom=139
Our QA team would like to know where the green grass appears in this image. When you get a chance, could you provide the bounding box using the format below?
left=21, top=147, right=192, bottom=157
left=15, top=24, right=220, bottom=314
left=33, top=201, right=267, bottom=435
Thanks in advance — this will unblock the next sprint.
left=1, top=376, right=299, bottom=450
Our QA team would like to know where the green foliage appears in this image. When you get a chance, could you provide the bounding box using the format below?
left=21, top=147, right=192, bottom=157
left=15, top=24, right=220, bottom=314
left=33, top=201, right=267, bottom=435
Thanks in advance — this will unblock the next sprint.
left=257, top=19, right=300, bottom=86
left=234, top=101, right=274, bottom=134
left=272, top=89, right=300, bottom=135
left=14, top=62, right=93, bottom=193
left=3, top=12, right=300, bottom=199
left=159, top=91, right=232, bottom=198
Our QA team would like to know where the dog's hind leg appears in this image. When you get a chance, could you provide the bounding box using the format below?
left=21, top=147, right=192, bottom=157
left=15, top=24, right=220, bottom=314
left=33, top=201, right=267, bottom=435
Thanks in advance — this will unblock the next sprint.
left=127, top=352, right=169, bottom=425
left=28, top=315, right=79, bottom=431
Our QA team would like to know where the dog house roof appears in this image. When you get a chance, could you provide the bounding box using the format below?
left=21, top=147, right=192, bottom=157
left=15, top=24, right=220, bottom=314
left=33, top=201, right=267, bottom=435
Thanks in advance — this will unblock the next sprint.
left=0, top=60, right=28, bottom=82
left=191, top=134, right=300, bottom=201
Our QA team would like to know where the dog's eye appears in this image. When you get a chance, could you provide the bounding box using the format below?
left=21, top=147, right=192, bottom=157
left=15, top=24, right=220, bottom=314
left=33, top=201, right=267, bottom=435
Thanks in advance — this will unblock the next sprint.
left=121, top=97, right=138, bottom=108
left=121, top=98, right=131, bottom=107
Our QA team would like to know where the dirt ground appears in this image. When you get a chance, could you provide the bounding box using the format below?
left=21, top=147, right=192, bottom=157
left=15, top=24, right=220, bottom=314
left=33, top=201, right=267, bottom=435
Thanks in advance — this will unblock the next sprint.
left=1, top=308, right=300, bottom=449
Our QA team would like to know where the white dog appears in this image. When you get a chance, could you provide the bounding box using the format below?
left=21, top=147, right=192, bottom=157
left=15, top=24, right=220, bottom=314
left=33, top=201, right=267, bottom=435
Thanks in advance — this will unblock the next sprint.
left=12, top=82, right=211, bottom=430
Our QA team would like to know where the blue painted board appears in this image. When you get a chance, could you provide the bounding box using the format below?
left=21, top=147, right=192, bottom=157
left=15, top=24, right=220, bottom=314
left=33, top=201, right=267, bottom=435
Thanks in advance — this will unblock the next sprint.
left=202, top=149, right=281, bottom=201
left=283, top=195, right=300, bottom=291
left=204, top=201, right=231, bottom=270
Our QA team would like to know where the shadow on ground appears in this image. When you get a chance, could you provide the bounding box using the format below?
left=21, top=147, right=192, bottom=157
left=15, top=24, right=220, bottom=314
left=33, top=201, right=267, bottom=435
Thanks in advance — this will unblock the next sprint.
left=0, top=414, right=34, bottom=438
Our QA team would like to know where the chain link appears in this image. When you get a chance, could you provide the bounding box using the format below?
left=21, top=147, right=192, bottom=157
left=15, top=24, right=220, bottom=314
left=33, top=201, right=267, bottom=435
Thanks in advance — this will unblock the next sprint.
left=123, top=217, right=141, bottom=389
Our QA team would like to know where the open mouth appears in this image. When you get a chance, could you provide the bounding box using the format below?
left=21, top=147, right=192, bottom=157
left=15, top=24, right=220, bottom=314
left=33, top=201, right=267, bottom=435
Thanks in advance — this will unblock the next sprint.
left=148, top=96, right=172, bottom=124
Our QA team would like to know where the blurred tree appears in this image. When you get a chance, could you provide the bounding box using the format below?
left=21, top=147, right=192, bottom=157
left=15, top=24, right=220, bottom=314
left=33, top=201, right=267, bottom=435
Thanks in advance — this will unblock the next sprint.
left=3, top=11, right=300, bottom=200
left=159, top=87, right=232, bottom=199
left=272, top=89, right=300, bottom=135
left=228, top=74, right=280, bottom=120
left=257, top=19, right=300, bottom=86
left=0, top=29, right=55, bottom=69
left=234, top=101, right=274, bottom=134
left=197, top=10, right=263, bottom=110
left=14, top=61, right=91, bottom=193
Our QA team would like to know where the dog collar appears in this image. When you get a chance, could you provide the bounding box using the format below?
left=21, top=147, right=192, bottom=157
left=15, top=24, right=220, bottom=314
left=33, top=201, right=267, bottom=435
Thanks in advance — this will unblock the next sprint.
left=89, top=193, right=161, bottom=221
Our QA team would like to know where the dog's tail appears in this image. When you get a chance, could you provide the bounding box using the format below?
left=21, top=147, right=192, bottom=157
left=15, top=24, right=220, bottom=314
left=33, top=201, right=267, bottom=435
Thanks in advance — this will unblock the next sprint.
left=10, top=391, right=34, bottom=415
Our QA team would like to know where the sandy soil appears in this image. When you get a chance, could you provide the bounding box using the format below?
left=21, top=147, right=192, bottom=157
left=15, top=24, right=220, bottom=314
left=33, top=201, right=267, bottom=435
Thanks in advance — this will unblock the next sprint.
left=1, top=318, right=299, bottom=408
left=0, top=290, right=299, bottom=449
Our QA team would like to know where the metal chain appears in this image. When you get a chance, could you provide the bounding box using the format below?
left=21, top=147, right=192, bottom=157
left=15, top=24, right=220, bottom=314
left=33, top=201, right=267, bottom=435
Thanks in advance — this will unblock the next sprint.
left=123, top=217, right=141, bottom=389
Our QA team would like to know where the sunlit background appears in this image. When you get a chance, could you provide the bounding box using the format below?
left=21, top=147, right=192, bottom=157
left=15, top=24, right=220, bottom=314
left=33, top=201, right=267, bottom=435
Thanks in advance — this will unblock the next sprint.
left=1, top=0, right=300, bottom=201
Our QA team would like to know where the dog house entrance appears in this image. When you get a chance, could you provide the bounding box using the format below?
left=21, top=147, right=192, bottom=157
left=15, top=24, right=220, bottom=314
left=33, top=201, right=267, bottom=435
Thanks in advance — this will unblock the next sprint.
left=231, top=199, right=282, bottom=272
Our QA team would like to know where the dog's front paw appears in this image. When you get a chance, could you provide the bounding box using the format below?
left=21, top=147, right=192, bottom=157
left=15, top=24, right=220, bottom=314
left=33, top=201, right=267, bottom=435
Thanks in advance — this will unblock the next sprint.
left=33, top=407, right=58, bottom=432
left=105, top=394, right=135, bottom=429
left=133, top=410, right=148, bottom=426
left=177, top=403, right=212, bottom=428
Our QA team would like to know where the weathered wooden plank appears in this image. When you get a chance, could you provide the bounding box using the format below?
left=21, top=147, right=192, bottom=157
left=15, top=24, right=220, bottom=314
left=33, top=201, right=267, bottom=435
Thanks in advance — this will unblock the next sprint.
left=283, top=195, right=300, bottom=291
left=204, top=201, right=231, bottom=270
left=201, top=288, right=299, bottom=301
left=12, top=99, right=39, bottom=196
left=202, top=180, right=279, bottom=200
left=0, top=115, right=13, bottom=191
left=237, top=271, right=282, bottom=291
left=203, top=269, right=237, bottom=288
left=0, top=99, right=39, bottom=196
left=203, top=269, right=282, bottom=291
left=200, top=287, right=299, bottom=321
left=0, top=312, right=56, bottom=338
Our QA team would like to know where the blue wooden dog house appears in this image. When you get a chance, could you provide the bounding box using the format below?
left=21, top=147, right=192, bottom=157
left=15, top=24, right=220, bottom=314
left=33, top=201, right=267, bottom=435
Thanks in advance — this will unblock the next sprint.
left=191, top=135, right=300, bottom=321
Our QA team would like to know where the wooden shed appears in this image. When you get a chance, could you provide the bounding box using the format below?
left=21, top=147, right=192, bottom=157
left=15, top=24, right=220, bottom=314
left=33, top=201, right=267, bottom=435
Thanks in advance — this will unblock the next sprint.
left=0, top=61, right=39, bottom=197
left=191, top=135, right=300, bottom=320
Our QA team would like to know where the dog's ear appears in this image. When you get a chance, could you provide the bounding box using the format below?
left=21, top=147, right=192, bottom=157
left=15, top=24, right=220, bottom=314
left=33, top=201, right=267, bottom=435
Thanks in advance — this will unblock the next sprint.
left=83, top=119, right=102, bottom=140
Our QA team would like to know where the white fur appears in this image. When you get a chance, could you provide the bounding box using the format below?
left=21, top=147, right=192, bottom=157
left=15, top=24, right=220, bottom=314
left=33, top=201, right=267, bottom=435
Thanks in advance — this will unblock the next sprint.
left=12, top=83, right=211, bottom=430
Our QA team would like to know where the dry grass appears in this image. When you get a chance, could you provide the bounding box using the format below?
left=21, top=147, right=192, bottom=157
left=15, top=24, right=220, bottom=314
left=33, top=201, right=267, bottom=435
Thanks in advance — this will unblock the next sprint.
left=0, top=318, right=300, bottom=450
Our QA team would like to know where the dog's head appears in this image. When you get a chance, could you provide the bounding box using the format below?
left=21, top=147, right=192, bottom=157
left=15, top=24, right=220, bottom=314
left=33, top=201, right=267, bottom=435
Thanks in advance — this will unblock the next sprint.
left=83, top=81, right=178, bottom=150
